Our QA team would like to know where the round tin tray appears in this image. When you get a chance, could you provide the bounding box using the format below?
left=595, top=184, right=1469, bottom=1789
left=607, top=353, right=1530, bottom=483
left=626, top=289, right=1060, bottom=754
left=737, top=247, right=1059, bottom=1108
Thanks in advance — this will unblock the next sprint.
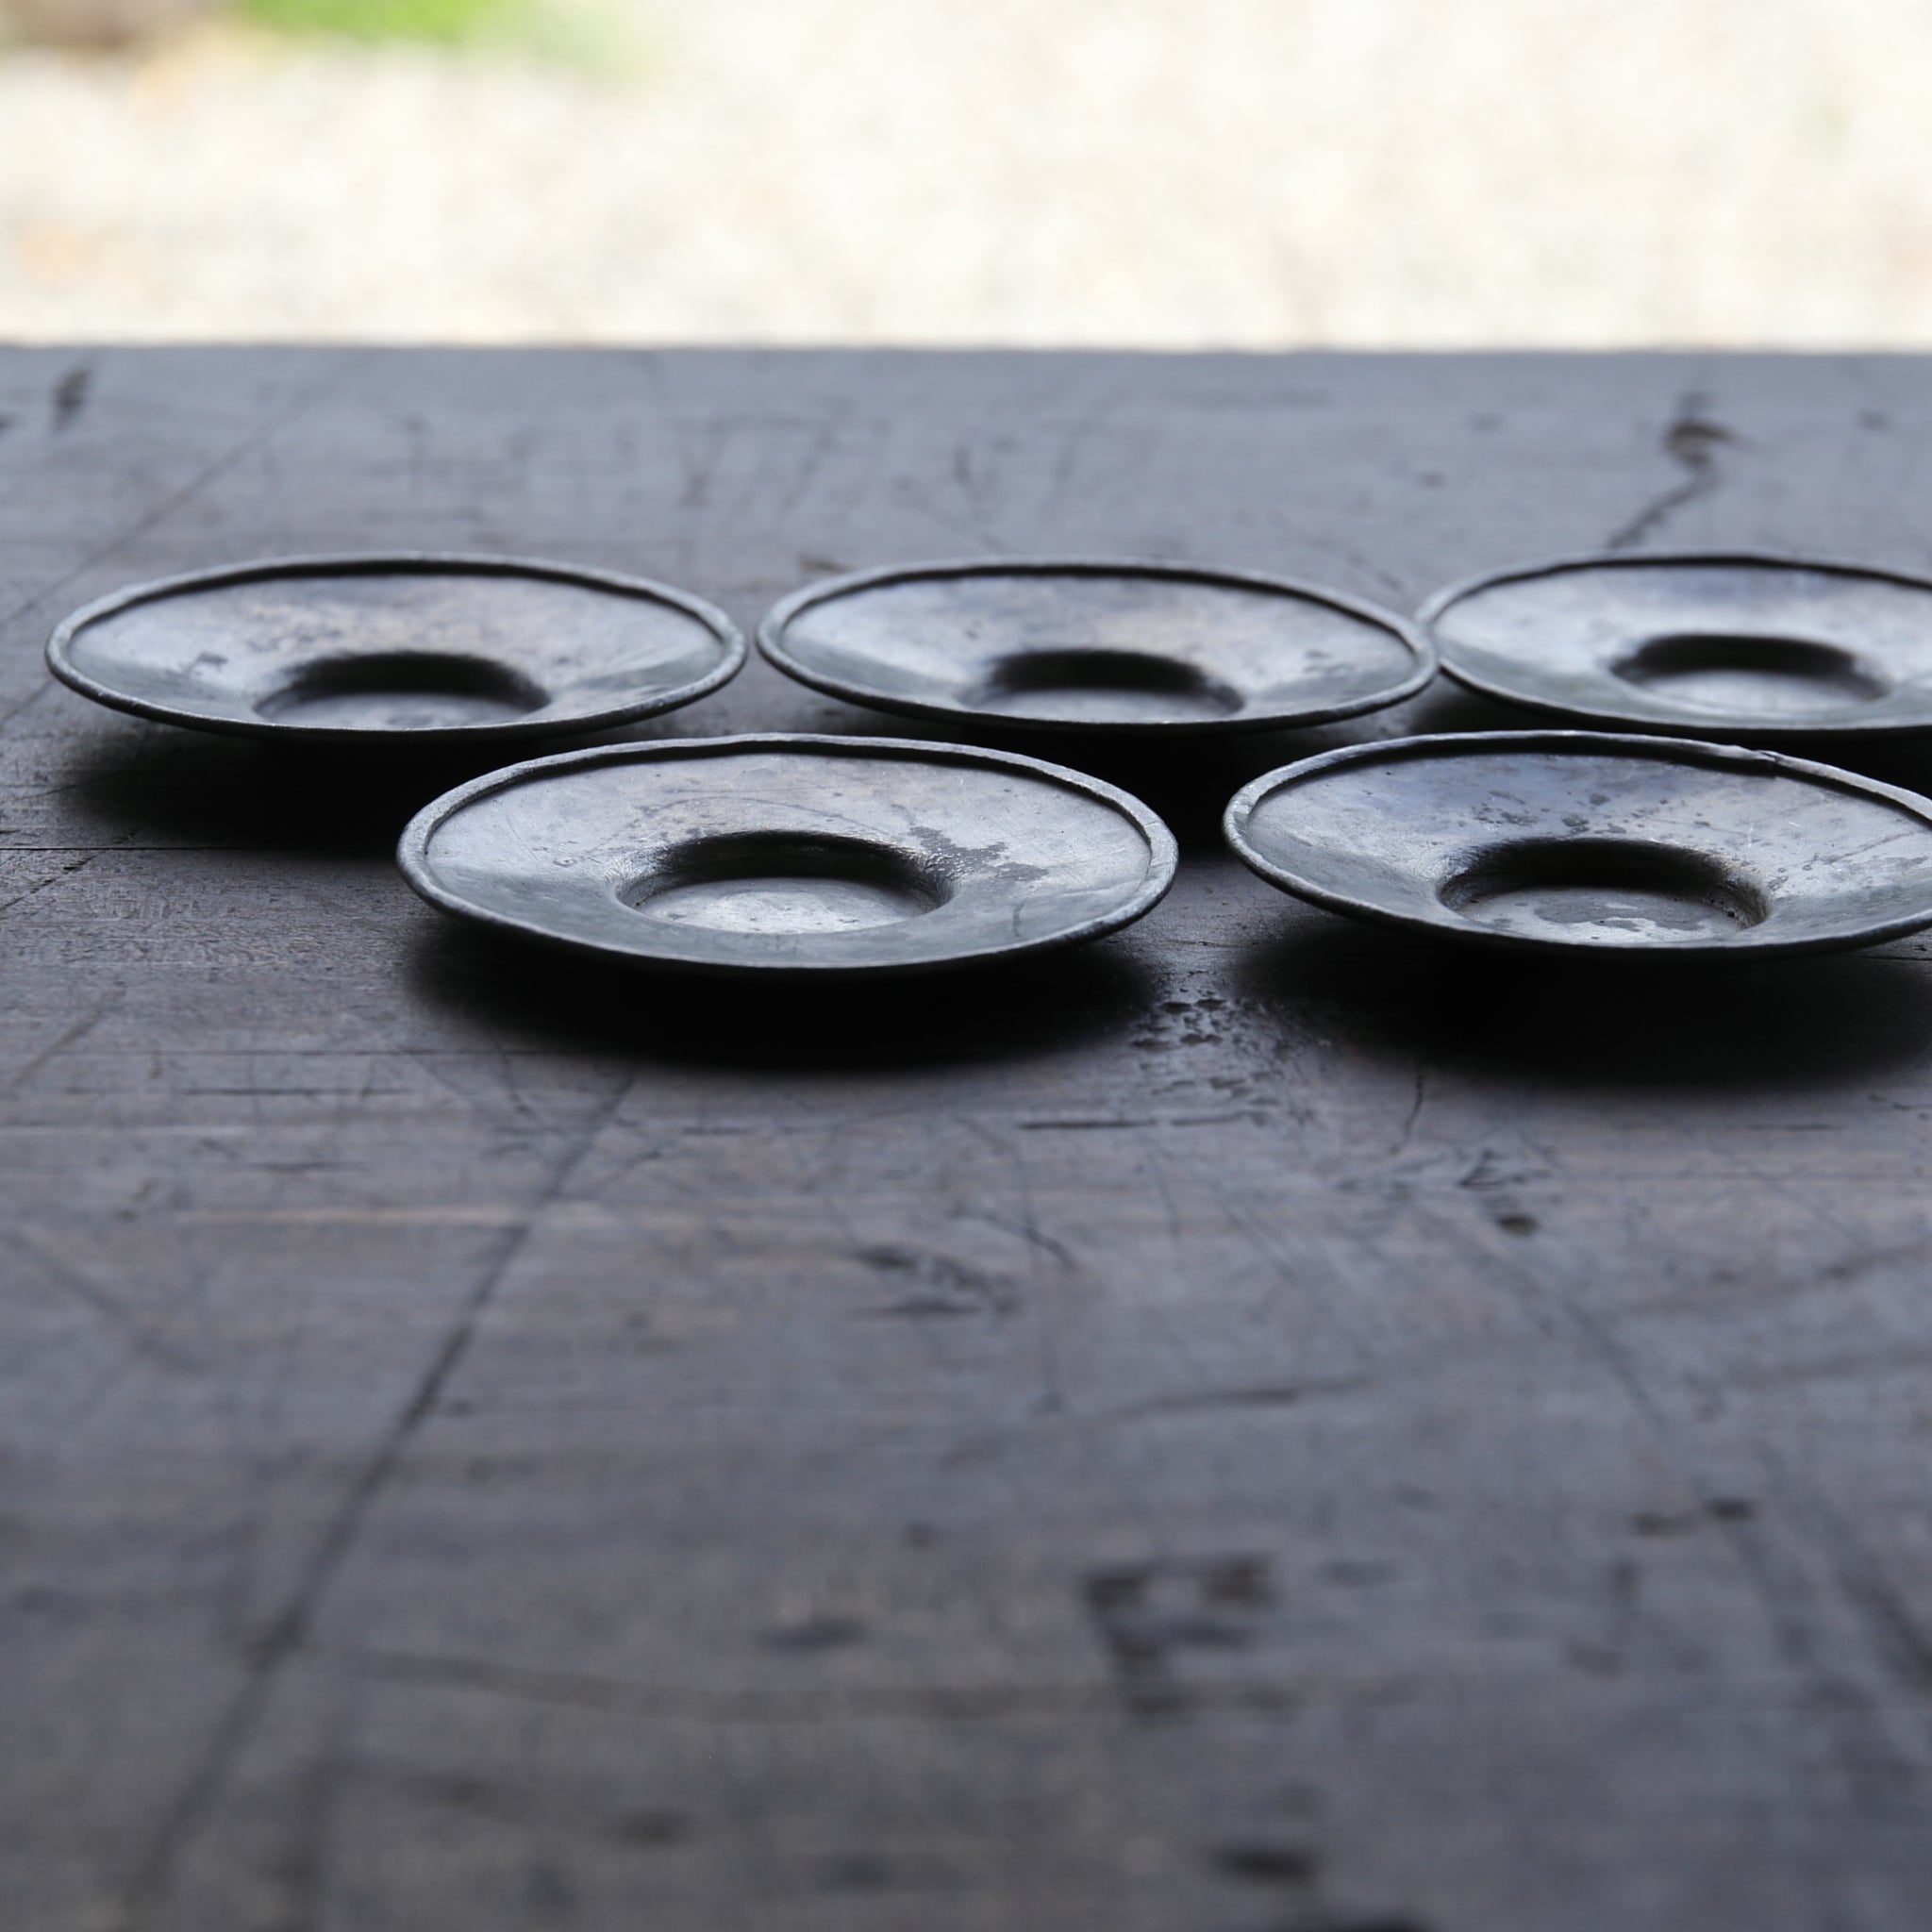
left=400, top=734, right=1179, bottom=976
left=1224, top=729, right=1932, bottom=957
left=758, top=558, right=1432, bottom=736
left=47, top=553, right=744, bottom=746
left=1423, top=552, right=1932, bottom=741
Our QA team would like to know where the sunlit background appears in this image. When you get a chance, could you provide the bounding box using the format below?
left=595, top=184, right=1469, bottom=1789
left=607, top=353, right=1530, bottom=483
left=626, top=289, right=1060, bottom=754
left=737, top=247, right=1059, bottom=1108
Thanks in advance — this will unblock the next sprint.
left=4, top=0, right=1931, bottom=345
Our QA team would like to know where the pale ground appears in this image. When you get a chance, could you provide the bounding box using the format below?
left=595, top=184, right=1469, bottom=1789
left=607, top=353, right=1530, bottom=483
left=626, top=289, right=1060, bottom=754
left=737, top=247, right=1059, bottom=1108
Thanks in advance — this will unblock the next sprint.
left=5, top=0, right=1932, bottom=345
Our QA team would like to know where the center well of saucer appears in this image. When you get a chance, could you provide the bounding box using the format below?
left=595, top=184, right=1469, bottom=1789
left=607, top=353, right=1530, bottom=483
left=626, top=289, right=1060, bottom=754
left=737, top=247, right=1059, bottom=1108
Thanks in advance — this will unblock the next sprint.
left=256, top=651, right=547, bottom=729
left=1440, top=836, right=1768, bottom=944
left=1610, top=633, right=1889, bottom=717
left=622, top=831, right=949, bottom=936
left=972, top=647, right=1242, bottom=724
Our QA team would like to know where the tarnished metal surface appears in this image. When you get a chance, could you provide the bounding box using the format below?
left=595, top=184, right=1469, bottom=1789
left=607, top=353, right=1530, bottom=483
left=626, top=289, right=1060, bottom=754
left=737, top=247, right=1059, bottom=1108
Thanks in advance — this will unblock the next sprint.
left=1224, top=728, right=1932, bottom=956
left=759, top=557, right=1432, bottom=735
left=1424, top=551, right=1932, bottom=741
left=400, top=733, right=1178, bottom=975
left=46, top=552, right=744, bottom=746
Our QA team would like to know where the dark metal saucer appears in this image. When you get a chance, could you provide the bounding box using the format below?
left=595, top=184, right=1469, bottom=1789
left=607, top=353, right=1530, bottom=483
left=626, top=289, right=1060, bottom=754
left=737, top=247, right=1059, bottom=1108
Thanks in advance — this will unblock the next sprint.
left=399, top=734, right=1179, bottom=976
left=758, top=558, right=1432, bottom=736
left=1224, top=729, right=1932, bottom=957
left=47, top=553, right=744, bottom=746
left=1423, top=552, right=1932, bottom=741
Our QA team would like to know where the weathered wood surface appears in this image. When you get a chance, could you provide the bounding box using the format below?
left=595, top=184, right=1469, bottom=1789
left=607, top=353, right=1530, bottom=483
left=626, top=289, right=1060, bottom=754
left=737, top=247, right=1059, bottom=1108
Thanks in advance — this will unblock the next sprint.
left=5, top=349, right=1932, bottom=1932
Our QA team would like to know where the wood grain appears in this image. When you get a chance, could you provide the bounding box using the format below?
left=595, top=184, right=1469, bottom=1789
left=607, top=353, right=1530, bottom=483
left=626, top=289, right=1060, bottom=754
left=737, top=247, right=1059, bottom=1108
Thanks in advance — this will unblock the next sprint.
left=4, top=348, right=1932, bottom=1932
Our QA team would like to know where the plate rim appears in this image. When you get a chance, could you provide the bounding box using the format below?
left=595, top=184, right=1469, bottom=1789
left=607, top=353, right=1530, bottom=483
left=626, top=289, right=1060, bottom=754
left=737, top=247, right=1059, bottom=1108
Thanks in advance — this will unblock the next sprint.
left=758, top=554, right=1437, bottom=737
left=398, top=730, right=1182, bottom=976
left=1222, top=726, right=1932, bottom=957
left=1420, top=547, right=1932, bottom=741
left=44, top=550, right=747, bottom=745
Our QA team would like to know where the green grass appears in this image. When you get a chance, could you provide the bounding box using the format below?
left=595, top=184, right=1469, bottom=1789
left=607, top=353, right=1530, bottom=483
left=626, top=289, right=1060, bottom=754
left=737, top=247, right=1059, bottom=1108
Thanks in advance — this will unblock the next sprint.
left=240, top=0, right=523, bottom=43
left=238, top=0, right=653, bottom=64
left=234, top=0, right=655, bottom=68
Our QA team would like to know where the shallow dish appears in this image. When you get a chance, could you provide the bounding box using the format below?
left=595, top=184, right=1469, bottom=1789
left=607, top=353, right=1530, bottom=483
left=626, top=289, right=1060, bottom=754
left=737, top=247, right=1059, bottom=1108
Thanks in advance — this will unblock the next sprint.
left=758, top=558, right=1432, bottom=735
left=1224, top=729, right=1932, bottom=956
left=1424, top=552, right=1932, bottom=741
left=399, top=734, right=1179, bottom=975
left=47, top=553, right=744, bottom=746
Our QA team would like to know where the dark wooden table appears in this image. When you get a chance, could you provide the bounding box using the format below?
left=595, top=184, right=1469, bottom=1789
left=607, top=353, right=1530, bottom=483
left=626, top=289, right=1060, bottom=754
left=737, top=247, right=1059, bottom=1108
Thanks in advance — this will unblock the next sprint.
left=6, top=348, right=1932, bottom=1932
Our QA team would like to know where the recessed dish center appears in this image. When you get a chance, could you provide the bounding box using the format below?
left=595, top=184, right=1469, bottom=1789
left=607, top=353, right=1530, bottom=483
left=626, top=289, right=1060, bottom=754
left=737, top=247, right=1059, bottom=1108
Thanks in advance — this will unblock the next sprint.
left=1440, top=836, right=1769, bottom=944
left=974, top=647, right=1242, bottom=724
left=256, top=652, right=547, bottom=729
left=1611, top=632, right=1889, bottom=717
left=624, top=831, right=949, bottom=936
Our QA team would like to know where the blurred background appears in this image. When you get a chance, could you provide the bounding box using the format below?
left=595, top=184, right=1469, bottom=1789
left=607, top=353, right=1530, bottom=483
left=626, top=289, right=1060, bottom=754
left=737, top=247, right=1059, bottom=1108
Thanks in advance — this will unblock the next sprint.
left=3, top=0, right=1930, bottom=346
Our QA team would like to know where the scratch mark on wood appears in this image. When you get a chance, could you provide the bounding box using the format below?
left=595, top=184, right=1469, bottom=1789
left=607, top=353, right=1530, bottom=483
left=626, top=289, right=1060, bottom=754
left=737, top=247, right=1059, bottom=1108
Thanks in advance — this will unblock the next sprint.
left=0, top=989, right=119, bottom=1095
left=971, top=1208, right=1078, bottom=1272
left=120, top=1065, right=635, bottom=1929
left=15, top=1222, right=197, bottom=1372
left=0, top=848, right=111, bottom=919
left=326, top=1637, right=1401, bottom=1724
left=1785, top=1479, right=1932, bottom=1694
